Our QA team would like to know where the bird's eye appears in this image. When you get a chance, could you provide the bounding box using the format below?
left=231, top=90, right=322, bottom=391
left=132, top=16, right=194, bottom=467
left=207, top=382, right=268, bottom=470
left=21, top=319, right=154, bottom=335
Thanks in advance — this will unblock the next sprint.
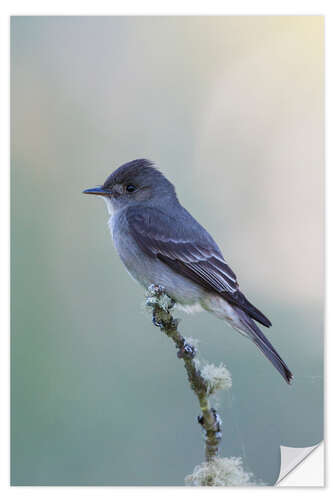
left=126, top=184, right=137, bottom=193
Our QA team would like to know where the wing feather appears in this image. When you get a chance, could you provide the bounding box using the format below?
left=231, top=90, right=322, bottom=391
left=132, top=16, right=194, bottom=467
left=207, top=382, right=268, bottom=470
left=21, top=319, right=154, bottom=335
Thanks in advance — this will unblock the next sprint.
left=126, top=206, right=271, bottom=327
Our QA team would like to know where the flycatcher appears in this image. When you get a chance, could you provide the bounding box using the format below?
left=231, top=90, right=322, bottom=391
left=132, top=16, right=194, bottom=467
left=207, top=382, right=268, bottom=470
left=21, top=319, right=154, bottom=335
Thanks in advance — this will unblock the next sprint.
left=84, top=159, right=293, bottom=384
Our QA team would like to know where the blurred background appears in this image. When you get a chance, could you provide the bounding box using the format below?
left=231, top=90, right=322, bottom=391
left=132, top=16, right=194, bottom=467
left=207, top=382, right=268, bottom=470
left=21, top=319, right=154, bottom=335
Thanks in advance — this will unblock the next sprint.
left=11, top=16, right=323, bottom=485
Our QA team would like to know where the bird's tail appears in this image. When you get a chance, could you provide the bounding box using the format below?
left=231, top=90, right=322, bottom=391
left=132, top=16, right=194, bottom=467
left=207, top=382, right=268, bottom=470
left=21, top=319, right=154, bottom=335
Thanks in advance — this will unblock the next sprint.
left=235, top=307, right=293, bottom=384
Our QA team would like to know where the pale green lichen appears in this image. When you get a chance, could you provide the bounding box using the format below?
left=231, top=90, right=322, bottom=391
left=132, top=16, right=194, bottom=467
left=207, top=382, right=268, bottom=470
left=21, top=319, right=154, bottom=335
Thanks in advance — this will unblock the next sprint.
left=201, top=363, right=232, bottom=394
left=185, top=456, right=256, bottom=486
left=145, top=285, right=174, bottom=312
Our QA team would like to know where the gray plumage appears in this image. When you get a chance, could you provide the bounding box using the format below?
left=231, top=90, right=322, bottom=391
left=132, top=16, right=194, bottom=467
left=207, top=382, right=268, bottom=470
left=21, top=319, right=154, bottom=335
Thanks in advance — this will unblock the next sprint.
left=84, top=159, right=293, bottom=384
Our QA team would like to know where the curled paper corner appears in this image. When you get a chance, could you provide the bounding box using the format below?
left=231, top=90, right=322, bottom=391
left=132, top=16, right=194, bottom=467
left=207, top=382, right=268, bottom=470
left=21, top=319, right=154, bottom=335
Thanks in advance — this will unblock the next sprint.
left=276, top=442, right=324, bottom=486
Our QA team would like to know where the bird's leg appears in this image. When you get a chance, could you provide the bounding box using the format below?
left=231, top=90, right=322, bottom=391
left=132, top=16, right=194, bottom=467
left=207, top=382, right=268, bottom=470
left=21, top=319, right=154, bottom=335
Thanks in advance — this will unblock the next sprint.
left=146, top=284, right=175, bottom=329
left=167, top=297, right=175, bottom=311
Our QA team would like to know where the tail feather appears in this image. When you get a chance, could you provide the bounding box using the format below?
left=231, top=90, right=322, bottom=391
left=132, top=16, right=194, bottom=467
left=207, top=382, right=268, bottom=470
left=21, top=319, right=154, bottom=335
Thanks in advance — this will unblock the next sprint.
left=221, top=291, right=272, bottom=327
left=236, top=308, right=293, bottom=384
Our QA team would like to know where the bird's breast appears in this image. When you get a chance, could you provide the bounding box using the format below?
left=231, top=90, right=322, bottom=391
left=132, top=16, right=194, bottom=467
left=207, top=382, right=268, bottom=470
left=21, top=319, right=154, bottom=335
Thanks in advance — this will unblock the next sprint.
left=108, top=212, right=205, bottom=307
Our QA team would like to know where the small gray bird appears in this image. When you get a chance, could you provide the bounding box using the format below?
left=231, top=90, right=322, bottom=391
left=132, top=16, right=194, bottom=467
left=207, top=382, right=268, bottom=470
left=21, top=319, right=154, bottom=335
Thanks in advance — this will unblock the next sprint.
left=84, top=159, right=293, bottom=384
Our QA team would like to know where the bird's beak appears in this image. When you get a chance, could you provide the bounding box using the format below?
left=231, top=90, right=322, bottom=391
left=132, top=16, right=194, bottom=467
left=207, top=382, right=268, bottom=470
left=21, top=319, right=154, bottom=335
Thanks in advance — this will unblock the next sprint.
left=83, top=186, right=112, bottom=197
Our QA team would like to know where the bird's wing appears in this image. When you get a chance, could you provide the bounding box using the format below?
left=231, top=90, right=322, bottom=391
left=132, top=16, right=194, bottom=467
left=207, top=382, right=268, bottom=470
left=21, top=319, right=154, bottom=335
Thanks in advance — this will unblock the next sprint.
left=126, top=206, right=271, bottom=327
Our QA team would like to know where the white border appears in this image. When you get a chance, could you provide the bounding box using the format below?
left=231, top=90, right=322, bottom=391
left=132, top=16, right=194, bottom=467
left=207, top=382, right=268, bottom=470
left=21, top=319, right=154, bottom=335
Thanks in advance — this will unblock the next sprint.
left=1, top=1, right=331, bottom=498
left=0, top=0, right=331, bottom=15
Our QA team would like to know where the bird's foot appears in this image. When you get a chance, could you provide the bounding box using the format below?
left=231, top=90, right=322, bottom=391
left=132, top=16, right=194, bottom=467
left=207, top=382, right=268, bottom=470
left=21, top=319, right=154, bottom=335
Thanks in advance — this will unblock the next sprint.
left=146, top=284, right=175, bottom=312
left=152, top=311, right=164, bottom=328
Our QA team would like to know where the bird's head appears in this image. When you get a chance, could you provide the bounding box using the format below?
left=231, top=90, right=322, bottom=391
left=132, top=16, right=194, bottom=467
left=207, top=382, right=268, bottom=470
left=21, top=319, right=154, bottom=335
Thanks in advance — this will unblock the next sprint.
left=83, top=159, right=176, bottom=214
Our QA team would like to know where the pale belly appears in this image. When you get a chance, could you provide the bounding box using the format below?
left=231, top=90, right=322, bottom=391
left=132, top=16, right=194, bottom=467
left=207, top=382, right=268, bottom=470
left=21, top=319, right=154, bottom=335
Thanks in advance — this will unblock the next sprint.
left=122, top=248, right=204, bottom=306
left=108, top=211, right=241, bottom=326
left=109, top=214, right=205, bottom=306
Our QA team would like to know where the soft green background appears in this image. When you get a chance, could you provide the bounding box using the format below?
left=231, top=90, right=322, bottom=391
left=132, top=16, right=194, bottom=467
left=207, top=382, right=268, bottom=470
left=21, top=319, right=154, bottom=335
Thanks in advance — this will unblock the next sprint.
left=11, top=16, right=324, bottom=486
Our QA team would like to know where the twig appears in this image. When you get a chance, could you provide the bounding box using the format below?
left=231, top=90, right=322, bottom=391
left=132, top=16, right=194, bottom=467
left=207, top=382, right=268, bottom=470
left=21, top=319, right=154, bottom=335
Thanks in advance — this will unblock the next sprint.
left=146, top=284, right=222, bottom=462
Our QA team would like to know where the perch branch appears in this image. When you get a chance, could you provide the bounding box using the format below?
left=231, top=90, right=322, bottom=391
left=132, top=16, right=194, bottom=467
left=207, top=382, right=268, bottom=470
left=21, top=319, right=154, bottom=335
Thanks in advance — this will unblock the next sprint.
left=146, top=284, right=222, bottom=462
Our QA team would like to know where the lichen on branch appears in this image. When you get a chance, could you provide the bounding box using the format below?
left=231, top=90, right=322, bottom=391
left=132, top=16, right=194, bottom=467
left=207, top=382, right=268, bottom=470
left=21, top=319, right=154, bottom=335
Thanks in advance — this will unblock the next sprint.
left=185, top=456, right=256, bottom=486
left=145, top=284, right=230, bottom=463
left=145, top=284, right=260, bottom=486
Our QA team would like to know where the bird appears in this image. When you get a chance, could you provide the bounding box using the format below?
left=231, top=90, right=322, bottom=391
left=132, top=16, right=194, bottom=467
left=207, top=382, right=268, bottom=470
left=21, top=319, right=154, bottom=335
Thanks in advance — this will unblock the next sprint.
left=83, top=158, right=293, bottom=384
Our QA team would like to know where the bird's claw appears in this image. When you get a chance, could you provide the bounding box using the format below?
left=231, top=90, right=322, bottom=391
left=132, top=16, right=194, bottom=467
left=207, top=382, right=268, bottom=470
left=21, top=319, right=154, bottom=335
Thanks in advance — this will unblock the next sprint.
left=167, top=298, right=175, bottom=311
left=152, top=312, right=164, bottom=328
